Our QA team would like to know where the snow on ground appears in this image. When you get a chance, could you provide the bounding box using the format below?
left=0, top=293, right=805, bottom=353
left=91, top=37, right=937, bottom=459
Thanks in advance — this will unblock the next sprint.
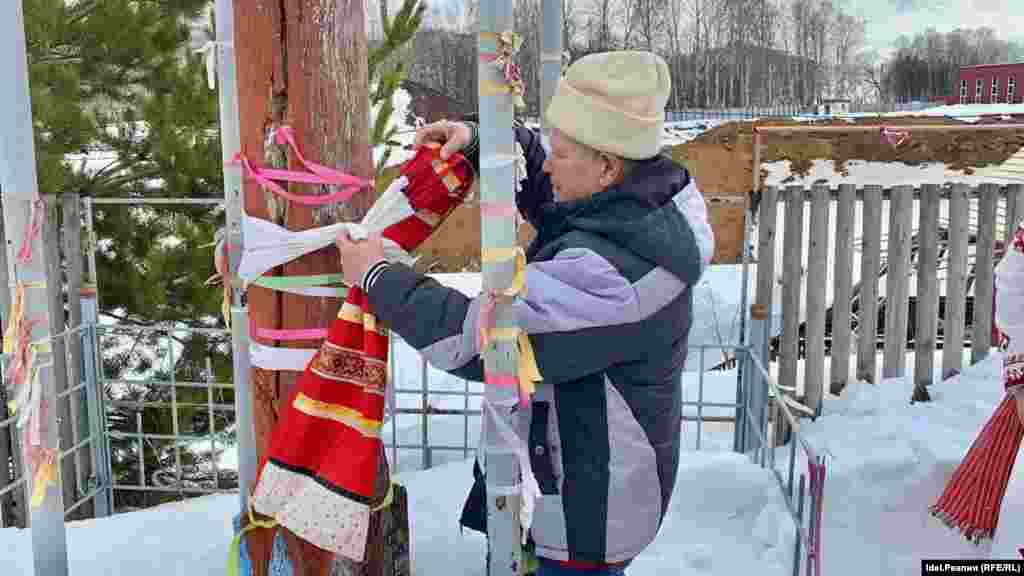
left=5, top=261, right=1019, bottom=574
left=1, top=450, right=794, bottom=576
left=6, top=350, right=1014, bottom=575
left=662, top=120, right=727, bottom=147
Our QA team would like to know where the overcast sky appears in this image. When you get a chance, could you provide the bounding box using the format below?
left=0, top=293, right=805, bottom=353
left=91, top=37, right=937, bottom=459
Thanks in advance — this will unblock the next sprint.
left=837, top=0, right=1024, bottom=58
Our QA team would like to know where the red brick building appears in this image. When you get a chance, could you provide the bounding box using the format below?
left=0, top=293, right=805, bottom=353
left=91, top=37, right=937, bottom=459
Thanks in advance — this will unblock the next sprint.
left=948, top=63, right=1024, bottom=105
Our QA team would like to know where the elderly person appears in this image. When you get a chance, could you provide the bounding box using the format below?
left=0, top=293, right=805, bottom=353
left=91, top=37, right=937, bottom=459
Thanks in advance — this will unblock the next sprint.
left=337, top=51, right=713, bottom=575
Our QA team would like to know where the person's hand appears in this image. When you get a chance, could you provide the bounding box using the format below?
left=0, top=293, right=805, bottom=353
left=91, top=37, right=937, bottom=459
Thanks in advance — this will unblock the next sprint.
left=335, top=229, right=386, bottom=288
left=414, top=119, right=471, bottom=160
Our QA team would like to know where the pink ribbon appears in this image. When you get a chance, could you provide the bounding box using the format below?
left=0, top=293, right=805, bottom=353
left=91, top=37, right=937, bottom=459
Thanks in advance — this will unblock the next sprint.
left=16, top=199, right=45, bottom=264
left=480, top=52, right=523, bottom=88
left=229, top=125, right=374, bottom=206
left=250, top=319, right=328, bottom=342
left=479, top=201, right=520, bottom=219
left=274, top=126, right=372, bottom=190
left=880, top=127, right=909, bottom=147
left=807, top=456, right=826, bottom=576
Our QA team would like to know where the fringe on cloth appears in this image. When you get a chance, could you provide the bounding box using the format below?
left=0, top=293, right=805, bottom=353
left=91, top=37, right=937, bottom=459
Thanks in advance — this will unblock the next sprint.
left=929, top=393, right=1024, bottom=544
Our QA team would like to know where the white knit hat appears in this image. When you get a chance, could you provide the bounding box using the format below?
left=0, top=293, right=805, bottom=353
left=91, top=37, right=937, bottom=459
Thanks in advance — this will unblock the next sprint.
left=544, top=50, right=671, bottom=160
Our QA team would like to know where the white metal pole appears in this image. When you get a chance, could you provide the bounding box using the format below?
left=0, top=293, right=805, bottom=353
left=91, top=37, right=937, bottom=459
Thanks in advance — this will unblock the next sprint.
left=479, top=2, right=522, bottom=575
left=539, top=0, right=562, bottom=147
left=0, top=2, right=69, bottom=574
left=213, top=0, right=256, bottom=510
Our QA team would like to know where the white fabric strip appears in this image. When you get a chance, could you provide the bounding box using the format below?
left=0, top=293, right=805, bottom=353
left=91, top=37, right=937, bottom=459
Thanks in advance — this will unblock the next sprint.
left=482, top=399, right=542, bottom=543
left=250, top=341, right=317, bottom=371
left=237, top=175, right=416, bottom=282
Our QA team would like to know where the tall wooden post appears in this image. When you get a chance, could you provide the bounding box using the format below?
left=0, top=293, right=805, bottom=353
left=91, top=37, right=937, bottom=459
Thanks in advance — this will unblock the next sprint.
left=479, top=2, right=523, bottom=575
left=1, top=1, right=69, bottom=572
left=232, top=0, right=377, bottom=573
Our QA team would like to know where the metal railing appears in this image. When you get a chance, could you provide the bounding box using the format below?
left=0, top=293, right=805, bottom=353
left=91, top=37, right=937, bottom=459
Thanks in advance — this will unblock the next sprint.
left=743, top=350, right=826, bottom=576
left=93, top=324, right=237, bottom=512
left=1, top=323, right=112, bottom=528
left=4, top=321, right=821, bottom=576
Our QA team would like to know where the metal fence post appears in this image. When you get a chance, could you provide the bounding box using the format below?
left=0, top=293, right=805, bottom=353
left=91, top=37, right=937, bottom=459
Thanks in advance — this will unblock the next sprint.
left=213, top=0, right=256, bottom=511
left=80, top=295, right=111, bottom=517
left=1, top=2, right=70, bottom=572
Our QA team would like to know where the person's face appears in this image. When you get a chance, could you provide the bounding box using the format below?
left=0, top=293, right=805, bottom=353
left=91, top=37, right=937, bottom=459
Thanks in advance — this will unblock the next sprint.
left=542, top=128, right=622, bottom=202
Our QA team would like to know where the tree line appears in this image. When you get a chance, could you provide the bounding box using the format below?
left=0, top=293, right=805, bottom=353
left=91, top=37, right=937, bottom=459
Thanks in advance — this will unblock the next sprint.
left=389, top=0, right=1024, bottom=116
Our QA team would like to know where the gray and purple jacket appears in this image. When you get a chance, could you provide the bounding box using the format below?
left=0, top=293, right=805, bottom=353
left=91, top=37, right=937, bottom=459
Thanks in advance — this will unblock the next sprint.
left=365, top=125, right=706, bottom=564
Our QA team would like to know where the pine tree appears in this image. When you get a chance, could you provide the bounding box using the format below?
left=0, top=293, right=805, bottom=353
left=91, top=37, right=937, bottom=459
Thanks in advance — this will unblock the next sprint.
left=369, top=0, right=426, bottom=175
left=22, top=0, right=230, bottom=510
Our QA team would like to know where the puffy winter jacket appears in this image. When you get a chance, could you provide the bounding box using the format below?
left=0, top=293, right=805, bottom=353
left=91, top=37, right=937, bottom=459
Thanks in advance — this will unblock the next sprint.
left=365, top=124, right=710, bottom=564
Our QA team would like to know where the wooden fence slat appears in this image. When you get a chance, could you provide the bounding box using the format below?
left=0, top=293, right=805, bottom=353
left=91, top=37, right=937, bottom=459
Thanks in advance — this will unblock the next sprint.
left=804, top=184, right=829, bottom=415
left=776, top=186, right=805, bottom=443
left=857, top=185, right=883, bottom=384
left=754, top=187, right=778, bottom=362
left=831, top=184, right=856, bottom=395
left=883, top=185, right=913, bottom=378
left=913, top=184, right=940, bottom=401
left=943, top=183, right=970, bottom=379
left=972, top=183, right=999, bottom=363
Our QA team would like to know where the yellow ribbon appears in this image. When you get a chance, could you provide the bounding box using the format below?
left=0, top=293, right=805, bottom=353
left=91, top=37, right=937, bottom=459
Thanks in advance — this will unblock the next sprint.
left=481, top=247, right=526, bottom=297
left=483, top=326, right=542, bottom=400
left=517, top=331, right=542, bottom=399
left=3, top=284, right=25, bottom=355
left=29, top=449, right=58, bottom=508
left=227, top=501, right=280, bottom=576
left=371, top=481, right=397, bottom=512
left=221, top=284, right=231, bottom=330
left=4, top=281, right=48, bottom=355
left=480, top=80, right=526, bottom=109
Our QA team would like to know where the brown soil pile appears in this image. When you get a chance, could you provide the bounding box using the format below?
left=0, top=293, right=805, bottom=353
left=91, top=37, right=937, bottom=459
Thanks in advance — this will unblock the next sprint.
left=677, top=115, right=1024, bottom=193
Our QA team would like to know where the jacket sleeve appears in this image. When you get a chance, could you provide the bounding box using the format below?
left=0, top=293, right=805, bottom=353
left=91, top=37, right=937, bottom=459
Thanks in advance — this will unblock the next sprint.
left=366, top=243, right=689, bottom=386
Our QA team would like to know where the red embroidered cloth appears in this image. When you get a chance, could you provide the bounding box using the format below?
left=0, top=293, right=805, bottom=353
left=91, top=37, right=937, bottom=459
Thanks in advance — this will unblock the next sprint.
left=250, top=144, right=475, bottom=561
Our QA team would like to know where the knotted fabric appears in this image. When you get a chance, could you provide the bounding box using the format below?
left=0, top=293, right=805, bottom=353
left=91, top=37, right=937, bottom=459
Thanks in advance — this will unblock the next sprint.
left=248, top=144, right=475, bottom=561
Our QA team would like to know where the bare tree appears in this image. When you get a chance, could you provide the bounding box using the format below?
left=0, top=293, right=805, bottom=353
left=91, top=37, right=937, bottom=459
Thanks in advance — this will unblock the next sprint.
left=628, top=0, right=667, bottom=51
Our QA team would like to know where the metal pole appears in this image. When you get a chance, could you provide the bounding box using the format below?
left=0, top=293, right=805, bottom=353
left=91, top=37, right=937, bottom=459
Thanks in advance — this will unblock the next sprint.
left=0, top=2, right=69, bottom=573
left=88, top=198, right=224, bottom=206
left=479, top=2, right=522, bottom=574
left=539, top=0, right=562, bottom=148
left=213, top=0, right=256, bottom=510
left=737, top=129, right=760, bottom=453
left=80, top=295, right=111, bottom=517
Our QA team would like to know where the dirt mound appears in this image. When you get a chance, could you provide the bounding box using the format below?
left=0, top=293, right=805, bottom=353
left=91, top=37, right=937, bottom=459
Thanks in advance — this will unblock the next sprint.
left=395, top=116, right=1024, bottom=271
left=680, top=116, right=1024, bottom=190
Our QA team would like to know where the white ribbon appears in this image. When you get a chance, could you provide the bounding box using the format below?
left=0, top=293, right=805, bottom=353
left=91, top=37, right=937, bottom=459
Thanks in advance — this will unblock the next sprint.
left=196, top=41, right=232, bottom=91
left=237, top=175, right=419, bottom=283
left=996, top=220, right=1024, bottom=345
left=482, top=399, right=542, bottom=544
left=249, top=341, right=316, bottom=372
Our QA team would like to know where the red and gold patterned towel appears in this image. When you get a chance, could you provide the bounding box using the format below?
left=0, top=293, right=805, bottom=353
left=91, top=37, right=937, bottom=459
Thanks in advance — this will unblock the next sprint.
left=250, top=144, right=475, bottom=561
